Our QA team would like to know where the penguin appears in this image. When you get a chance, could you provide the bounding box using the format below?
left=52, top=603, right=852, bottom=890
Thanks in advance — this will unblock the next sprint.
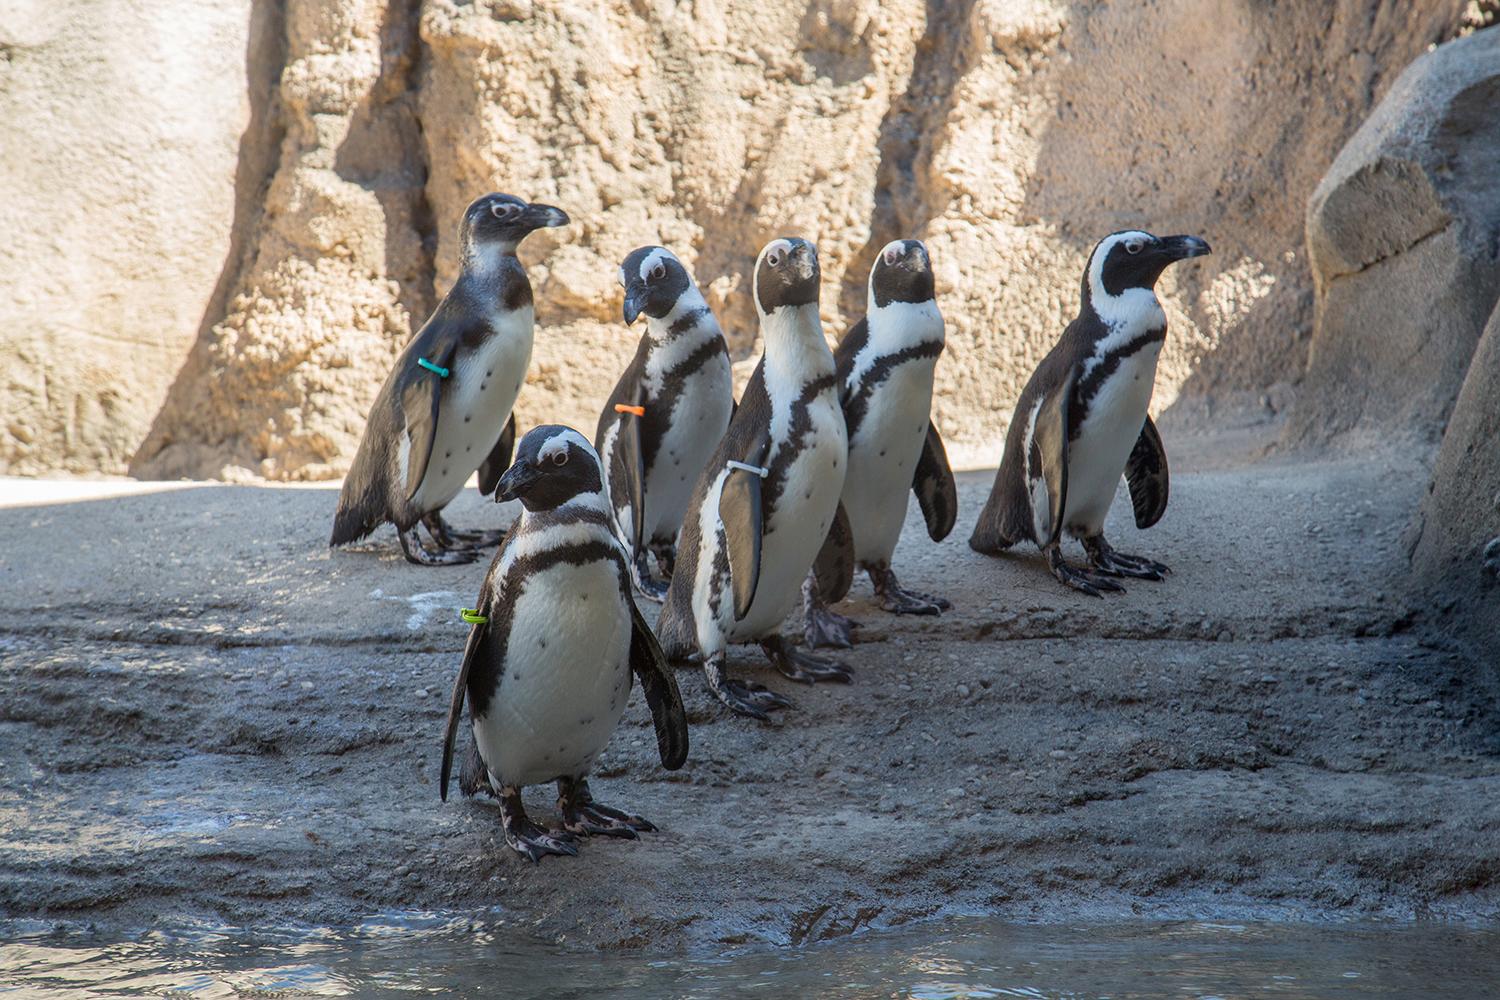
left=595, top=246, right=733, bottom=601
left=968, top=230, right=1211, bottom=595
left=440, top=425, right=689, bottom=861
left=801, top=239, right=959, bottom=648
left=655, top=237, right=856, bottom=720
left=330, top=192, right=569, bottom=566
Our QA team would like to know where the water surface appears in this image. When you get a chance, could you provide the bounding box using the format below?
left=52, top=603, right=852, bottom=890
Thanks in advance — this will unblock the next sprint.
left=4, top=915, right=1496, bottom=998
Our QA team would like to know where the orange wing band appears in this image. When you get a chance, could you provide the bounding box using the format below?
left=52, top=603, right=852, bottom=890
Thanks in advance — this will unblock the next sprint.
left=614, top=404, right=646, bottom=417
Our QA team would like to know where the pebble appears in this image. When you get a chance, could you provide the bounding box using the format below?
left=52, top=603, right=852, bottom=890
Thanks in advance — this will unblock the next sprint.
left=415, top=688, right=430, bottom=698
left=300, top=681, right=315, bottom=691
left=956, top=684, right=971, bottom=698
left=945, top=786, right=966, bottom=798
left=1049, top=749, right=1069, bottom=759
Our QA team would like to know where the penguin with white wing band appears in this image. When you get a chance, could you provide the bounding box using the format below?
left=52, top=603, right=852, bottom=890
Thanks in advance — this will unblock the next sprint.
left=655, top=237, right=857, bottom=720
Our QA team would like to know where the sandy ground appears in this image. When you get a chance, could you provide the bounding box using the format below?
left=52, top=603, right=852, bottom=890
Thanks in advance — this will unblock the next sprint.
left=1, top=426, right=1497, bottom=951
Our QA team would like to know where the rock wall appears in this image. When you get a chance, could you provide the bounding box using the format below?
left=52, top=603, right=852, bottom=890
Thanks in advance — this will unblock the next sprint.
left=2, top=1, right=1474, bottom=479
left=0, top=0, right=258, bottom=475
left=1293, top=26, right=1500, bottom=450
left=1408, top=300, right=1500, bottom=656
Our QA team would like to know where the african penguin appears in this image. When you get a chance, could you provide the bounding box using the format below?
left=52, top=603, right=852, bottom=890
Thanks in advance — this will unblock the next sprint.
left=330, top=192, right=569, bottom=566
left=440, top=425, right=689, bottom=861
left=969, top=230, right=1211, bottom=595
left=802, top=239, right=958, bottom=649
left=655, top=237, right=856, bottom=720
left=595, top=246, right=733, bottom=601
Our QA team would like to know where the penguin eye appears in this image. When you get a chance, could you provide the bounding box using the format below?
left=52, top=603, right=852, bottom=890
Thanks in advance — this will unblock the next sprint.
left=883, top=247, right=901, bottom=266
left=1125, top=239, right=1144, bottom=255
left=551, top=449, right=569, bottom=467
left=650, top=263, right=667, bottom=281
left=767, top=251, right=781, bottom=268
left=491, top=202, right=520, bottom=220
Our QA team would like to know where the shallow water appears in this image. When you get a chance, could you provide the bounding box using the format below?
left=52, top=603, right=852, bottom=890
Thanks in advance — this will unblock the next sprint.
left=3, top=915, right=1497, bottom=999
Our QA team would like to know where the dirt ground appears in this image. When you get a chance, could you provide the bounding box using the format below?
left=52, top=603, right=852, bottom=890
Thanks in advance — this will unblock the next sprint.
left=1, top=422, right=1497, bottom=952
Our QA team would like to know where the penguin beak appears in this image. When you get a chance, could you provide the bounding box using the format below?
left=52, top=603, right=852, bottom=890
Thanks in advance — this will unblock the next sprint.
left=1160, top=235, right=1212, bottom=261
left=495, top=461, right=543, bottom=503
left=622, top=282, right=648, bottom=325
left=790, top=241, right=817, bottom=280
left=524, top=203, right=570, bottom=231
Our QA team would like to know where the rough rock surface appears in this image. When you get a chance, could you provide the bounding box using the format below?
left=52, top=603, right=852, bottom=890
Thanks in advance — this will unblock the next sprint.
left=0, top=0, right=255, bottom=475
left=130, top=0, right=434, bottom=482
left=115, top=0, right=1467, bottom=480
left=1408, top=301, right=1500, bottom=656
left=3, top=427, right=1498, bottom=945
left=1293, top=26, right=1500, bottom=448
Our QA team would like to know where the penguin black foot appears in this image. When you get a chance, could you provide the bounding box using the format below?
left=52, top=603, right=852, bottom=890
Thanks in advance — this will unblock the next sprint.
left=761, top=635, right=854, bottom=685
left=399, top=525, right=479, bottom=566
left=869, top=565, right=951, bottom=616
left=632, top=550, right=669, bottom=603
left=1044, top=544, right=1124, bottom=598
left=800, top=573, right=855, bottom=649
left=704, top=653, right=792, bottom=720
left=422, top=513, right=505, bottom=551
left=1082, top=535, right=1169, bottom=581
left=557, top=777, right=656, bottom=839
left=498, top=786, right=578, bottom=862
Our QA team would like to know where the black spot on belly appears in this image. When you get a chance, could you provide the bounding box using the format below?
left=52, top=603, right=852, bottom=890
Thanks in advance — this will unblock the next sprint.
left=480, top=383, right=488, bottom=391
left=539, top=639, right=547, bottom=649
left=464, top=416, right=471, bottom=423
left=486, top=369, right=493, bottom=377
left=804, top=491, right=811, bottom=499
left=466, top=446, right=472, bottom=453
left=445, top=450, right=452, bottom=458
left=441, top=467, right=449, bottom=476
left=579, top=716, right=594, bottom=725
left=879, top=450, right=886, bottom=457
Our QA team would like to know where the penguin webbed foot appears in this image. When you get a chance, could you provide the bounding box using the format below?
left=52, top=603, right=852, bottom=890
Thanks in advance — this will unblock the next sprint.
left=803, top=606, right=855, bottom=649
left=399, top=525, right=479, bottom=566
left=869, top=566, right=951, bottom=616
left=704, top=653, right=792, bottom=720
left=557, top=777, right=656, bottom=840
left=498, top=787, right=578, bottom=862
left=632, top=550, right=669, bottom=603
left=1082, top=535, right=1169, bottom=581
left=1044, top=544, right=1124, bottom=598
left=761, top=635, right=854, bottom=685
left=422, top=513, right=505, bottom=551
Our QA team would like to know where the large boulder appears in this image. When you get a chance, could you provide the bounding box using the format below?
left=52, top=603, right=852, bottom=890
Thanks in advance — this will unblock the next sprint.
left=1408, top=300, right=1500, bottom=656
left=0, top=0, right=257, bottom=475
left=1292, top=27, right=1500, bottom=448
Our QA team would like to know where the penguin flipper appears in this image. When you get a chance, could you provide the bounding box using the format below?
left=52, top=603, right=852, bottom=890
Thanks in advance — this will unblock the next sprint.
left=627, top=597, right=689, bottom=770
left=720, top=431, right=769, bottom=621
left=812, top=502, right=856, bottom=604
left=399, top=339, right=460, bottom=502
left=913, top=422, right=958, bottom=542
left=476, top=414, right=517, bottom=498
left=611, top=392, right=647, bottom=552
left=441, top=594, right=491, bottom=802
left=1124, top=415, right=1169, bottom=529
left=1029, top=369, right=1077, bottom=547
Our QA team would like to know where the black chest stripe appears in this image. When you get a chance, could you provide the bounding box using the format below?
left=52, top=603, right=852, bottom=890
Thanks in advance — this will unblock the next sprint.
left=763, top=372, right=837, bottom=519
left=467, top=533, right=624, bottom=720
left=667, top=306, right=710, bottom=337
left=843, top=340, right=943, bottom=440
left=641, top=336, right=729, bottom=475
left=1069, top=331, right=1164, bottom=432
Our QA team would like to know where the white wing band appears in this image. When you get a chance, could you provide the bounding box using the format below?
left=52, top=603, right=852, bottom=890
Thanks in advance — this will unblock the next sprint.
left=726, top=460, right=769, bottom=478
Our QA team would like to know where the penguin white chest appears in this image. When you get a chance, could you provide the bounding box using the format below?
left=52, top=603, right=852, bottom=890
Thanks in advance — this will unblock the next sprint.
left=841, top=358, right=938, bottom=564
left=644, top=357, right=733, bottom=543
left=411, top=307, right=534, bottom=511
left=472, top=557, right=632, bottom=788
left=729, top=392, right=847, bottom=640
left=1064, top=342, right=1160, bottom=536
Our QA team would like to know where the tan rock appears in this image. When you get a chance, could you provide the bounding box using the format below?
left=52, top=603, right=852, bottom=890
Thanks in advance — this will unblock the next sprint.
left=1292, top=26, right=1500, bottom=448
left=1, top=1, right=1473, bottom=478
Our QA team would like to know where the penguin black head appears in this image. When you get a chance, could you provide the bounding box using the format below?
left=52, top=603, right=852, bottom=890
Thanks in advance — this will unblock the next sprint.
left=1084, top=230, right=1211, bottom=306
left=870, top=239, right=935, bottom=308
left=495, top=426, right=603, bottom=512
left=618, top=246, right=693, bottom=325
left=460, top=193, right=570, bottom=261
left=753, top=238, right=820, bottom=316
